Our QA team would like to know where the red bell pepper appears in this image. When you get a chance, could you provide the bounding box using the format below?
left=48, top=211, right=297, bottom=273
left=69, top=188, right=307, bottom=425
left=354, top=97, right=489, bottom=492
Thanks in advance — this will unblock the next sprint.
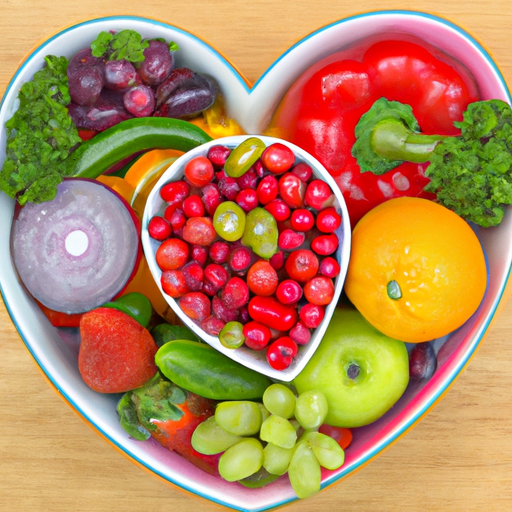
left=269, top=38, right=480, bottom=226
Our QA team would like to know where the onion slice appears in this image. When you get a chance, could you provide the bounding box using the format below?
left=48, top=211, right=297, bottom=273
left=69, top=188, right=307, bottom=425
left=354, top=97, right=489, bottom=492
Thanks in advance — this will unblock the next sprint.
left=11, top=178, right=141, bottom=314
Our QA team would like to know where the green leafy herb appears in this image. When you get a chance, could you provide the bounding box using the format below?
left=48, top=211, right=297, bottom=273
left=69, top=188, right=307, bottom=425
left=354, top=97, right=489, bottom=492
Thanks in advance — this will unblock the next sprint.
left=352, top=97, right=512, bottom=227
left=91, top=29, right=149, bottom=62
left=0, top=55, right=81, bottom=205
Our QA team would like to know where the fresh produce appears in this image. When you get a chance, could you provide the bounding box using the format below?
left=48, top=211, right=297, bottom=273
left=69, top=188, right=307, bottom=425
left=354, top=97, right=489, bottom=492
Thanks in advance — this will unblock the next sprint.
left=293, top=307, right=410, bottom=428
left=117, top=372, right=219, bottom=475
left=155, top=339, right=272, bottom=400
left=191, top=382, right=351, bottom=498
left=78, top=307, right=158, bottom=393
left=149, top=137, right=344, bottom=370
left=409, top=342, right=438, bottom=381
left=267, top=38, right=479, bottom=225
left=11, top=178, right=141, bottom=314
left=102, top=292, right=153, bottom=328
left=352, top=97, right=512, bottom=227
left=344, top=197, right=487, bottom=343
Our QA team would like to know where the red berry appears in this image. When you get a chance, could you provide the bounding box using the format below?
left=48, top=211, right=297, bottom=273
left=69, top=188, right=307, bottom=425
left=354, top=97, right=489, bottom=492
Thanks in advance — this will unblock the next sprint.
left=264, top=199, right=291, bottom=222
left=261, top=143, right=295, bottom=174
left=155, top=238, right=189, bottom=271
left=182, top=217, right=217, bottom=246
left=311, top=233, right=339, bottom=255
left=303, top=276, right=335, bottom=305
left=161, top=269, right=189, bottom=298
left=200, top=315, right=225, bottom=336
left=299, top=303, right=325, bottom=328
left=179, top=292, right=211, bottom=322
left=278, top=229, right=305, bottom=251
left=182, top=195, right=205, bottom=218
left=289, top=321, right=311, bottom=345
left=291, top=162, right=313, bottom=182
left=269, top=249, right=285, bottom=271
left=160, top=180, right=190, bottom=205
left=236, top=188, right=259, bottom=212
left=148, top=215, right=171, bottom=240
left=184, top=156, right=215, bottom=187
left=266, top=336, right=298, bottom=370
left=316, top=207, right=342, bottom=233
left=191, top=245, right=208, bottom=266
left=275, top=279, right=303, bottom=305
left=247, top=296, right=298, bottom=331
left=221, top=277, right=250, bottom=310
left=290, top=208, right=315, bottom=231
left=203, top=264, right=229, bottom=292
left=227, top=246, right=255, bottom=275
left=167, top=207, right=186, bottom=231
left=246, top=260, right=278, bottom=296
left=284, top=249, right=319, bottom=283
left=256, top=175, right=279, bottom=205
left=212, top=295, right=239, bottom=322
left=319, top=256, right=340, bottom=278
left=243, top=321, right=272, bottom=350
left=209, top=241, right=230, bottom=264
left=201, top=183, right=222, bottom=216
left=181, top=261, right=204, bottom=291
left=218, top=176, right=240, bottom=201
left=278, top=172, right=306, bottom=209
left=207, top=145, right=231, bottom=168
left=304, top=180, right=334, bottom=210
left=236, top=167, right=259, bottom=189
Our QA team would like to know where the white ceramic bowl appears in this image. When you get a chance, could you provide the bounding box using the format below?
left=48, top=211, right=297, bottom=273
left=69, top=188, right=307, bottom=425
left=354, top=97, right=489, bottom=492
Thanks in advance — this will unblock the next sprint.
left=1, top=11, right=511, bottom=512
left=141, top=135, right=351, bottom=381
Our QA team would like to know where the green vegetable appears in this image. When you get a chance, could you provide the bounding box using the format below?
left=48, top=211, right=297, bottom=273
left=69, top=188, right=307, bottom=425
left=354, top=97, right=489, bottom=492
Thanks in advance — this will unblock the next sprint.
left=150, top=322, right=201, bottom=347
left=155, top=339, right=272, bottom=400
left=102, top=292, right=153, bottom=328
left=352, top=97, right=512, bottom=227
left=65, top=117, right=212, bottom=179
left=91, top=29, right=149, bottom=62
left=0, top=55, right=81, bottom=205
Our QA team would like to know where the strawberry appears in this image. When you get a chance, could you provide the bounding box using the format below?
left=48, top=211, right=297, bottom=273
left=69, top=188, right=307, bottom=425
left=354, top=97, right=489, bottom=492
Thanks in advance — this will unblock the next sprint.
left=78, top=307, right=158, bottom=393
left=118, top=373, right=220, bottom=475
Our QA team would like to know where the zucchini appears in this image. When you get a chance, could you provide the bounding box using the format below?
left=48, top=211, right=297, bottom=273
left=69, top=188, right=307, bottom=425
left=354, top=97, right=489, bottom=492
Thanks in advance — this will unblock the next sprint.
left=155, top=339, right=272, bottom=400
left=66, top=117, right=213, bottom=178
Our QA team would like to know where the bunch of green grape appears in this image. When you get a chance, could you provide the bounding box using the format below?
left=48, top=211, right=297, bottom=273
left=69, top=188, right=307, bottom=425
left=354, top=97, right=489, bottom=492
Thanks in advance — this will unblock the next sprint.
left=191, top=383, right=345, bottom=498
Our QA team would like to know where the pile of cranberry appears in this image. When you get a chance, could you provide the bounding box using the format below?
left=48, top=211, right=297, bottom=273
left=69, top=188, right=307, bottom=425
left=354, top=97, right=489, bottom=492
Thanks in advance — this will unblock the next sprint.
left=147, top=138, right=343, bottom=371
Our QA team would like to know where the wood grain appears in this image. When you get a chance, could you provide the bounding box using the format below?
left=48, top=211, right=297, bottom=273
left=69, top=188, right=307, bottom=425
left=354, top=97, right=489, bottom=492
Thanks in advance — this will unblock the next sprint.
left=1, top=1, right=512, bottom=511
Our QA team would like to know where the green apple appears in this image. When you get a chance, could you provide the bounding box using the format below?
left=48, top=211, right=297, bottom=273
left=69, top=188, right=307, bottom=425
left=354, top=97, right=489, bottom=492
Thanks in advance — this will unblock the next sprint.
left=293, top=306, right=409, bottom=428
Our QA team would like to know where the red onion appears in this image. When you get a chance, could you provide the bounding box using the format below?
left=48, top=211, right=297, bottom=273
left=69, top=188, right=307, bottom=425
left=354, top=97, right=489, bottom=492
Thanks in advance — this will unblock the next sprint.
left=11, top=178, right=141, bottom=314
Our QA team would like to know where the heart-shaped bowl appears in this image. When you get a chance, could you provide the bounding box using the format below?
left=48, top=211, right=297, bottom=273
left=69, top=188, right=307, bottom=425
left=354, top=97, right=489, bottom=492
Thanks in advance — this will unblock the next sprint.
left=1, top=10, right=511, bottom=512
left=141, top=134, right=351, bottom=381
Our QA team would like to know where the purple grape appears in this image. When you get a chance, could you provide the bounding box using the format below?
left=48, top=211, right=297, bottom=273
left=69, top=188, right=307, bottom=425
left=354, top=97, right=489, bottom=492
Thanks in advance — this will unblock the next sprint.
left=136, top=39, right=174, bottom=86
left=155, top=71, right=216, bottom=119
left=409, top=342, right=437, bottom=380
left=123, top=85, right=156, bottom=117
left=67, top=89, right=133, bottom=131
left=155, top=67, right=195, bottom=108
left=67, top=48, right=105, bottom=106
left=104, top=59, right=141, bottom=91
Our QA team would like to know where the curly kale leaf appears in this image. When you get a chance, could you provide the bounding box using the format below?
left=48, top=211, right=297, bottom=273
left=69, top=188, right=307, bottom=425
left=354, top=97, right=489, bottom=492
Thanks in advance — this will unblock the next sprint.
left=0, top=55, right=81, bottom=204
left=425, top=100, right=512, bottom=227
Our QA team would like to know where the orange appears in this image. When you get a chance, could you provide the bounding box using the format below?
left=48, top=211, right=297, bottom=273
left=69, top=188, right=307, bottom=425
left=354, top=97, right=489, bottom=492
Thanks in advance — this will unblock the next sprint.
left=344, top=197, right=487, bottom=343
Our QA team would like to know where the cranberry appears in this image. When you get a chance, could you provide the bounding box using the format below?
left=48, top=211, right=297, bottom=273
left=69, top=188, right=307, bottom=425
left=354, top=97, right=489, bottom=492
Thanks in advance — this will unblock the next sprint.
left=246, top=260, right=278, bottom=296
left=200, top=315, right=225, bottom=336
left=163, top=202, right=182, bottom=222
left=311, top=233, right=339, bottom=255
left=184, top=156, right=215, bottom=187
left=290, top=208, right=315, bottom=231
left=221, top=277, right=250, bottom=310
left=291, top=162, right=313, bottom=182
left=207, top=145, right=231, bottom=168
left=181, top=261, right=204, bottom=291
left=304, top=180, right=335, bottom=210
left=243, top=321, right=272, bottom=350
left=212, top=296, right=239, bottom=323
left=182, top=195, right=205, bottom=218
left=284, top=249, right=319, bottom=283
left=264, top=199, right=291, bottom=222
left=179, top=292, right=211, bottom=322
left=167, top=207, right=186, bottom=231
left=209, top=240, right=230, bottom=264
left=266, top=336, right=298, bottom=370
left=228, top=246, right=255, bottom=275
left=289, top=321, right=311, bottom=345
left=203, top=263, right=229, bottom=292
left=191, top=245, right=208, bottom=266
left=316, top=207, right=342, bottom=233
left=161, top=269, right=189, bottom=298
left=269, top=249, right=285, bottom=271
left=261, top=143, right=295, bottom=174
left=251, top=159, right=265, bottom=178
left=278, top=173, right=306, bottom=209
left=155, top=238, right=189, bottom=271
left=201, top=183, right=222, bottom=216
left=148, top=215, right=171, bottom=240
left=218, top=176, right=240, bottom=201
left=238, top=305, right=250, bottom=324
left=319, top=256, right=340, bottom=278
left=303, top=276, right=335, bottom=305
left=299, top=303, right=325, bottom=328
left=278, top=229, right=305, bottom=251
left=160, top=180, right=190, bottom=205
left=182, top=217, right=217, bottom=246
left=276, top=279, right=303, bottom=305
left=256, top=175, right=278, bottom=205
left=236, top=166, right=259, bottom=189
left=236, top=188, right=259, bottom=212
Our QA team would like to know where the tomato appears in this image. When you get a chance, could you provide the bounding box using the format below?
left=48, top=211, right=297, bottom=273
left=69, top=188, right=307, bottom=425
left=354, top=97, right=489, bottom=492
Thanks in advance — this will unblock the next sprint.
left=268, top=37, right=479, bottom=226
left=344, top=197, right=487, bottom=343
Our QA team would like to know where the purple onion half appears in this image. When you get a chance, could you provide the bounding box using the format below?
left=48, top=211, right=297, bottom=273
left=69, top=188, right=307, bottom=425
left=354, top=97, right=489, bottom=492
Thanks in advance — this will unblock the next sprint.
left=11, top=178, right=141, bottom=314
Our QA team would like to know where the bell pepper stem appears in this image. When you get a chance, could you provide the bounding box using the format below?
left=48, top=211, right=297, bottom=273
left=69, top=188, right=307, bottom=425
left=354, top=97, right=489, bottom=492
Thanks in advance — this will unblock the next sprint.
left=370, top=118, right=448, bottom=163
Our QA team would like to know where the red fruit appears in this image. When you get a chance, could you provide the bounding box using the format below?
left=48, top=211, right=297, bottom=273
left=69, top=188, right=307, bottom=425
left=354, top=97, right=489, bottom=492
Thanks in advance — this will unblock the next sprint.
left=191, top=244, right=208, bottom=266
left=264, top=199, right=291, bottom=222
left=319, top=256, right=340, bottom=278
left=227, top=246, right=255, bottom=275
left=148, top=215, right=172, bottom=240
left=256, top=175, right=279, bottom=205
left=289, top=321, right=311, bottom=345
left=181, top=261, right=204, bottom=291
left=184, top=155, right=215, bottom=187
left=218, top=176, right=240, bottom=201
left=221, top=277, right=250, bottom=310
left=78, top=307, right=158, bottom=393
left=266, top=336, right=298, bottom=370
left=278, top=173, right=306, bottom=208
left=261, top=143, right=295, bottom=174
left=209, top=240, right=230, bottom=264
left=160, top=180, right=190, bottom=205
left=269, top=249, right=285, bottom=271
left=167, top=207, right=186, bottom=231
left=290, top=208, right=315, bottom=231
left=236, top=188, right=259, bottom=212
left=201, top=183, right=222, bottom=216
left=212, top=295, right=239, bottom=323
left=179, top=292, right=211, bottom=322
left=246, top=260, right=278, bottom=296
left=182, top=217, right=217, bottom=246
left=247, top=296, right=298, bottom=331
left=299, top=303, right=325, bottom=328
left=243, top=321, right=272, bottom=350
left=182, top=195, right=206, bottom=218
left=291, top=162, right=313, bottom=182
left=156, top=238, right=189, bottom=271
left=303, top=276, right=335, bottom=305
left=236, top=166, right=259, bottom=189
left=207, top=145, right=231, bottom=168
left=200, top=315, right=225, bottom=336
left=161, top=269, right=190, bottom=298
left=284, top=249, right=319, bottom=283
left=316, top=207, right=342, bottom=233
left=278, top=229, right=305, bottom=251
left=304, top=180, right=334, bottom=210
left=203, top=263, right=229, bottom=292
left=276, top=279, right=303, bottom=305
left=311, top=233, right=339, bottom=255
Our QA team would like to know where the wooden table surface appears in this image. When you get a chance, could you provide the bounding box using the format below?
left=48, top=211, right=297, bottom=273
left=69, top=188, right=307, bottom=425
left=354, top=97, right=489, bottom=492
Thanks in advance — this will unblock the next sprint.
left=1, top=1, right=512, bottom=511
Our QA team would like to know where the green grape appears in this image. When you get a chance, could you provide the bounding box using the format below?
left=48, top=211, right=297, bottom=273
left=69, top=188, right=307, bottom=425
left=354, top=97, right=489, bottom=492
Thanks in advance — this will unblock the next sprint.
left=301, top=431, right=345, bottom=470
left=260, top=414, right=297, bottom=449
left=262, top=383, right=296, bottom=419
left=215, top=400, right=262, bottom=436
left=218, top=438, right=264, bottom=482
left=224, top=137, right=265, bottom=178
left=256, top=402, right=271, bottom=422
left=213, top=201, right=246, bottom=242
left=219, top=321, right=245, bottom=349
left=263, top=442, right=294, bottom=476
left=294, top=389, right=328, bottom=430
left=288, top=441, right=322, bottom=499
left=191, top=416, right=242, bottom=455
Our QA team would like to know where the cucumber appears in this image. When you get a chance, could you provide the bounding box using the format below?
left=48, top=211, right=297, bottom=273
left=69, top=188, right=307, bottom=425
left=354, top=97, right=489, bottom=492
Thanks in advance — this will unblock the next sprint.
left=66, top=117, right=213, bottom=178
left=155, top=339, right=272, bottom=400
